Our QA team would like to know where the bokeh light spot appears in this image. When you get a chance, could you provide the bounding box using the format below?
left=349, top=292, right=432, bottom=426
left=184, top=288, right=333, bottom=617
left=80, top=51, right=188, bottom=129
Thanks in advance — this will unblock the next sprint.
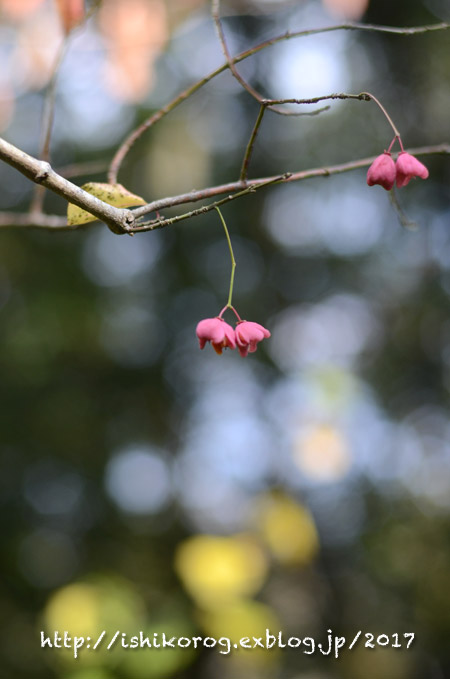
left=201, top=599, right=280, bottom=665
left=255, top=493, right=319, bottom=566
left=105, top=445, right=171, bottom=515
left=293, top=423, right=351, bottom=482
left=175, top=534, right=268, bottom=607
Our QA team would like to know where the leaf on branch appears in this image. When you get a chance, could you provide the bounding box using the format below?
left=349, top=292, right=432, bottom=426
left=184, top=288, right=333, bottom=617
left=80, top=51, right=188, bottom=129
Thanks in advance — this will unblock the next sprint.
left=67, top=182, right=146, bottom=226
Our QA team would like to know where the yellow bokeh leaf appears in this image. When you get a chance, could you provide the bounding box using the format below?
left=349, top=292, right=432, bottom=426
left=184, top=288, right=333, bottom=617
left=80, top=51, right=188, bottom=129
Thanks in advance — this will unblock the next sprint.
left=120, top=616, right=197, bottom=679
left=44, top=583, right=100, bottom=638
left=42, top=576, right=146, bottom=667
left=175, top=534, right=268, bottom=608
left=201, top=599, right=280, bottom=665
left=67, top=182, right=146, bottom=226
left=255, top=493, right=319, bottom=566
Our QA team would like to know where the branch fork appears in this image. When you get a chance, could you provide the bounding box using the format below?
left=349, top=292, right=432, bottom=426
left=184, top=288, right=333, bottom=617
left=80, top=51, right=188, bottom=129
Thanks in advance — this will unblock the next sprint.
left=0, top=15, right=448, bottom=232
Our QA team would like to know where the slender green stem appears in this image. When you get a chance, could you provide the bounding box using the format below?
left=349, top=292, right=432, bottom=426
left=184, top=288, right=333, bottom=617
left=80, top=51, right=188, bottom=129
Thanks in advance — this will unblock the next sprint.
left=215, top=206, right=236, bottom=309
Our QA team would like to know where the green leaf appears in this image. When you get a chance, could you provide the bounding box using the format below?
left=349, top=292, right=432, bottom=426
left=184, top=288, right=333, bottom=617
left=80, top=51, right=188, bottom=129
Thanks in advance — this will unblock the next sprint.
left=67, top=183, right=146, bottom=226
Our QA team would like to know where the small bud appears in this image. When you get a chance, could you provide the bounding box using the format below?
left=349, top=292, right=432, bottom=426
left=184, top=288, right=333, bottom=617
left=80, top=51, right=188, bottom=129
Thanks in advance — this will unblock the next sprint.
left=366, top=152, right=396, bottom=191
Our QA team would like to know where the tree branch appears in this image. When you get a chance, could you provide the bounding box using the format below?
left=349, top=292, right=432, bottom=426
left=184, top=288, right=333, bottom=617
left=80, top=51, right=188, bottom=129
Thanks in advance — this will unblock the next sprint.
left=0, top=138, right=448, bottom=232
left=0, top=137, right=135, bottom=233
left=0, top=212, right=69, bottom=230
left=240, top=104, right=267, bottom=181
left=129, top=142, right=450, bottom=225
left=211, top=0, right=263, bottom=104
left=29, top=38, right=71, bottom=215
left=57, top=159, right=110, bottom=179
left=108, top=20, right=450, bottom=182
left=211, top=0, right=329, bottom=118
left=28, top=2, right=98, bottom=215
left=131, top=175, right=290, bottom=232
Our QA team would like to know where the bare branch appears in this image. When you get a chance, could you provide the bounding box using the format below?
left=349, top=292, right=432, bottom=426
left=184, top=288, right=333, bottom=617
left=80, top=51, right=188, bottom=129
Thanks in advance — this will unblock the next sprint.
left=107, top=76, right=214, bottom=184
left=211, top=0, right=264, bottom=104
left=0, top=139, right=447, bottom=232
left=0, top=137, right=134, bottom=233
left=260, top=91, right=399, bottom=136
left=239, top=21, right=450, bottom=60
left=29, top=38, right=71, bottom=215
left=108, top=19, right=449, bottom=182
left=57, top=159, right=110, bottom=178
left=211, top=0, right=323, bottom=117
left=240, top=104, right=267, bottom=181
left=131, top=175, right=290, bottom=232
left=0, top=213, right=70, bottom=230
left=129, top=143, right=450, bottom=222
left=28, top=3, right=98, bottom=214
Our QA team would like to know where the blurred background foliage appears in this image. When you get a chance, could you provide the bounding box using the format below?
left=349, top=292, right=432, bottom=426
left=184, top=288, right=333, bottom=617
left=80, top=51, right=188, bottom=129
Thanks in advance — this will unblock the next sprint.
left=0, top=0, right=450, bottom=677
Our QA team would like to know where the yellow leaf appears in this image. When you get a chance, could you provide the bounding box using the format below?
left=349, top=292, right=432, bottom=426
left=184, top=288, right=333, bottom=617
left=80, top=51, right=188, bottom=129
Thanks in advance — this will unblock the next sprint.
left=255, top=493, right=319, bottom=566
left=67, top=182, right=146, bottom=226
left=174, top=534, right=268, bottom=608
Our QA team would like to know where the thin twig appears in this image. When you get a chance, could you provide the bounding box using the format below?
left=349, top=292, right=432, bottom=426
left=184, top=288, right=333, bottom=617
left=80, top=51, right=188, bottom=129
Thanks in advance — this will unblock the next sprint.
left=211, top=0, right=263, bottom=104
left=28, top=2, right=100, bottom=214
left=259, top=91, right=398, bottom=135
left=131, top=175, right=290, bottom=232
left=237, top=21, right=450, bottom=60
left=38, top=41, right=69, bottom=166
left=265, top=92, right=371, bottom=105
left=108, top=20, right=449, bottom=183
left=29, top=38, right=70, bottom=215
left=240, top=104, right=266, bottom=181
left=0, top=213, right=69, bottom=229
left=360, top=91, right=400, bottom=137
left=57, top=159, right=110, bottom=178
left=212, top=0, right=319, bottom=117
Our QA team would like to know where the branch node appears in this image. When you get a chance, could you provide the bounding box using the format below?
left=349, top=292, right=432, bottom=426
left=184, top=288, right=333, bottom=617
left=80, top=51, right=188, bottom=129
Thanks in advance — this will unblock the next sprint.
left=35, top=161, right=52, bottom=183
